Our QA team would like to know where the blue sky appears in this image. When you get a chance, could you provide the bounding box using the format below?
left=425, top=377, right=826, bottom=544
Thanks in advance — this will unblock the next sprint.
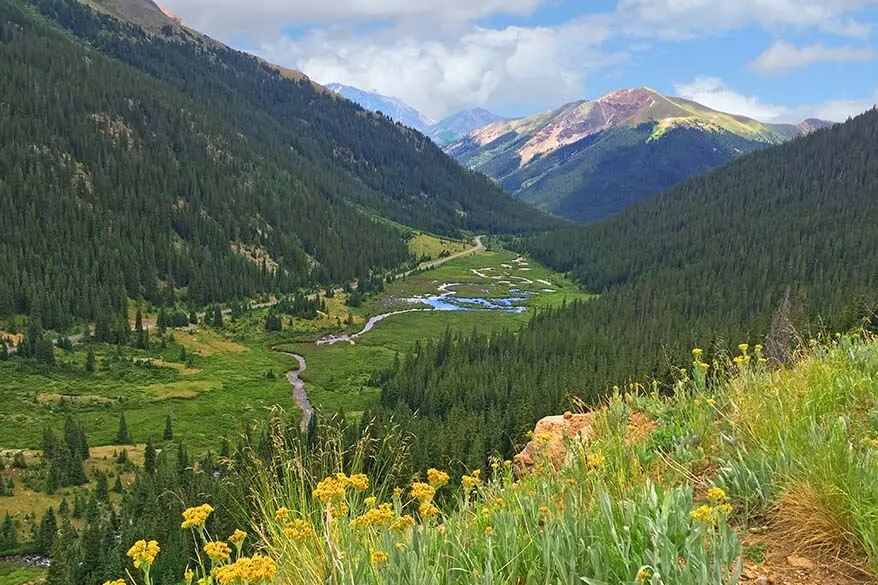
left=162, top=0, right=878, bottom=122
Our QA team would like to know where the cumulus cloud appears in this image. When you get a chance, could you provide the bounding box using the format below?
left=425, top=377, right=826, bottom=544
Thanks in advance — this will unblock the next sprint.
left=161, top=0, right=549, bottom=38
left=255, top=22, right=622, bottom=119
left=157, top=0, right=878, bottom=118
left=674, top=76, right=877, bottom=122
left=749, top=40, right=878, bottom=74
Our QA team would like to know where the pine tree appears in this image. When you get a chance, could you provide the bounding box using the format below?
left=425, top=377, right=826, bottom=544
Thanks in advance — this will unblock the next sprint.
left=134, top=309, right=147, bottom=349
left=36, top=507, right=57, bottom=555
left=115, top=414, right=130, bottom=444
left=85, top=348, right=95, bottom=372
left=111, top=475, right=123, bottom=494
left=144, top=438, right=156, bottom=476
left=163, top=414, right=174, bottom=441
left=94, top=472, right=109, bottom=502
left=0, top=512, right=16, bottom=552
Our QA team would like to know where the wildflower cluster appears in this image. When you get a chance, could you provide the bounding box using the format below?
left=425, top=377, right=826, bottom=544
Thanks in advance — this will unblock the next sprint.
left=461, top=469, right=482, bottom=491
left=689, top=487, right=733, bottom=525
left=350, top=503, right=394, bottom=530
left=214, top=554, right=278, bottom=585
left=427, top=468, right=449, bottom=487
left=282, top=518, right=317, bottom=541
left=586, top=452, right=606, bottom=470
left=204, top=541, right=232, bottom=563
left=370, top=550, right=389, bottom=570
left=127, top=540, right=160, bottom=569
left=181, top=504, right=214, bottom=529
left=410, top=482, right=436, bottom=502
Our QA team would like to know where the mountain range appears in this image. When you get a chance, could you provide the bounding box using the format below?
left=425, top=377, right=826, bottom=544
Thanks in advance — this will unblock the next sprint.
left=325, top=84, right=506, bottom=145
left=447, top=88, right=833, bottom=222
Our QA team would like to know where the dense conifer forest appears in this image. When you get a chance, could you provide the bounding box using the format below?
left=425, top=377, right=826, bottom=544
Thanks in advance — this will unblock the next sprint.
left=376, top=109, right=878, bottom=471
left=0, top=0, right=558, bottom=330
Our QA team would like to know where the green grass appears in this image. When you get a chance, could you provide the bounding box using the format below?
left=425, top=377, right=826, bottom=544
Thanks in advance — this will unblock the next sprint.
left=0, top=247, right=587, bottom=452
left=0, top=330, right=292, bottom=452
left=0, top=563, right=44, bottom=585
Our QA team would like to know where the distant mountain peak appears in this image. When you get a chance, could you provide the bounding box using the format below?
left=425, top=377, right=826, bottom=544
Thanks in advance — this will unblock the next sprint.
left=326, top=83, right=435, bottom=132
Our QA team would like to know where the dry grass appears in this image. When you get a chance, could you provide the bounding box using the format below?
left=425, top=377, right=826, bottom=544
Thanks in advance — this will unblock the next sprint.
left=34, top=393, right=116, bottom=406
left=175, top=328, right=247, bottom=356
left=148, top=359, right=201, bottom=376
left=772, top=483, right=869, bottom=575
left=144, top=379, right=219, bottom=401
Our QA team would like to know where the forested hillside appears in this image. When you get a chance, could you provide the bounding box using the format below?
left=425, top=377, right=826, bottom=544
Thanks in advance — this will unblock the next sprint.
left=378, top=108, right=878, bottom=471
left=0, top=0, right=556, bottom=330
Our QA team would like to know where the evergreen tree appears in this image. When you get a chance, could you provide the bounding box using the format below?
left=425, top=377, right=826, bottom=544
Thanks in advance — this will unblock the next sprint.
left=163, top=415, right=173, bottom=441
left=115, top=413, right=130, bottom=444
left=85, top=348, right=95, bottom=372
left=134, top=309, right=147, bottom=349
left=144, top=438, right=156, bottom=476
left=0, top=512, right=16, bottom=552
left=94, top=472, right=109, bottom=502
left=111, top=475, right=123, bottom=494
left=36, top=507, right=57, bottom=555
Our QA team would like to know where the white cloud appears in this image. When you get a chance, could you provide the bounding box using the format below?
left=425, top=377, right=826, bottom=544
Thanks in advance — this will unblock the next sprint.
left=674, top=77, right=789, bottom=121
left=256, top=22, right=623, bottom=119
left=157, top=0, right=878, bottom=119
left=160, top=0, right=549, bottom=38
left=674, top=76, right=878, bottom=122
left=615, top=0, right=876, bottom=39
left=749, top=40, right=878, bottom=74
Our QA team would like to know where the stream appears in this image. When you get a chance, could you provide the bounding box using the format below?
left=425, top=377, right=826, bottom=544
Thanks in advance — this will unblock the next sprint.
left=271, top=349, right=313, bottom=431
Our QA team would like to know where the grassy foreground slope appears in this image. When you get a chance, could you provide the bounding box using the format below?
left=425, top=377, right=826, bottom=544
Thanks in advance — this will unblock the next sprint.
left=128, top=335, right=878, bottom=585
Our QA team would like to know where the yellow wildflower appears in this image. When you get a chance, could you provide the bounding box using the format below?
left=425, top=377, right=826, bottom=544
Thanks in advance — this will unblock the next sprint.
left=471, top=469, right=481, bottom=479
left=228, top=529, right=246, bottom=546
left=370, top=550, right=389, bottom=570
left=335, top=472, right=350, bottom=487
left=566, top=478, right=577, bottom=485
left=204, top=541, right=231, bottom=563
left=390, top=514, right=415, bottom=532
left=717, top=503, right=734, bottom=516
left=283, top=519, right=316, bottom=541
left=364, top=496, right=377, bottom=507
left=215, top=555, right=277, bottom=585
left=418, top=501, right=439, bottom=519
left=350, top=503, right=394, bottom=529
left=692, top=348, right=703, bottom=357
left=127, top=540, right=160, bottom=569
left=392, top=487, right=402, bottom=497
left=494, top=497, right=504, bottom=507
left=313, top=476, right=347, bottom=504
left=427, top=468, right=449, bottom=488
left=689, top=505, right=715, bottom=525
left=738, top=343, right=749, bottom=353
left=248, top=554, right=278, bottom=582
left=274, top=507, right=289, bottom=521
left=103, top=580, right=126, bottom=585
left=410, top=482, right=436, bottom=502
left=184, top=568, right=194, bottom=585
left=706, top=487, right=727, bottom=503
left=586, top=453, right=606, bottom=470
left=538, top=505, right=550, bottom=516
left=395, top=542, right=407, bottom=550
left=754, top=344, right=763, bottom=353
left=348, top=474, right=369, bottom=492
left=181, top=504, right=214, bottom=529
left=461, top=475, right=480, bottom=490
left=484, top=526, right=494, bottom=538
left=534, top=432, right=553, bottom=442
left=636, top=567, right=652, bottom=581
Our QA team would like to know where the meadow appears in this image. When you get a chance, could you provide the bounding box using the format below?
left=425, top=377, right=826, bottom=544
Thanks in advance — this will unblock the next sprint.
left=0, top=243, right=587, bottom=452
